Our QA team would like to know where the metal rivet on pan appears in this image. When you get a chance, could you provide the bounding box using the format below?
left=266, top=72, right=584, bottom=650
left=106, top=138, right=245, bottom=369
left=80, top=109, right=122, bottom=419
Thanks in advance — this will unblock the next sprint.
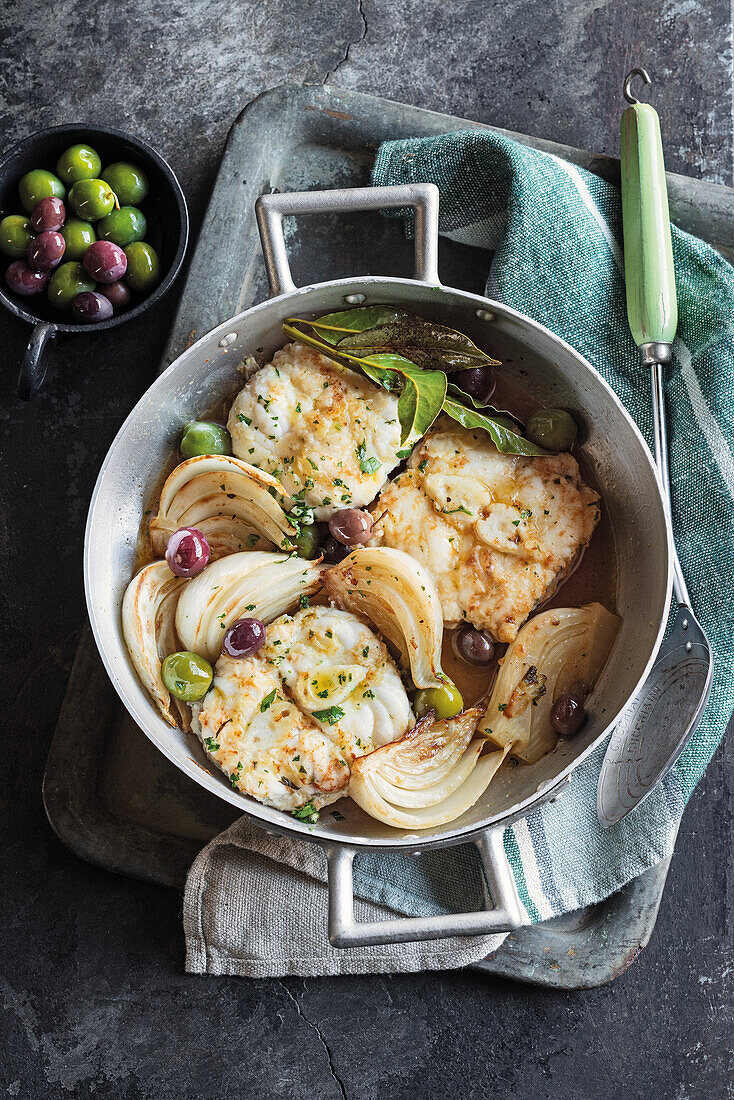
left=218, top=332, right=238, bottom=348
left=686, top=642, right=692, bottom=652
left=476, top=309, right=495, bottom=321
left=344, top=293, right=366, bottom=304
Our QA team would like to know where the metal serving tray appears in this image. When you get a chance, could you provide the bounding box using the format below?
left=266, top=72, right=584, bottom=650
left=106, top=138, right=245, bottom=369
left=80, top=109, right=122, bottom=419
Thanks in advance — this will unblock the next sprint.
left=45, top=82, right=732, bottom=987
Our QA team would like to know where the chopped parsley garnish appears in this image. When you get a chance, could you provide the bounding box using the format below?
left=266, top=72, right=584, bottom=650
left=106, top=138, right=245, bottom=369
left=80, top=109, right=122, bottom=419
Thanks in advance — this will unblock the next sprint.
left=418, top=459, right=428, bottom=472
left=292, top=800, right=320, bottom=823
left=245, top=533, right=260, bottom=549
left=306, top=457, right=319, bottom=470
left=230, top=761, right=243, bottom=787
left=313, top=705, right=345, bottom=725
left=245, top=603, right=256, bottom=611
left=362, top=689, right=375, bottom=700
left=236, top=413, right=252, bottom=425
left=520, top=508, right=532, bottom=519
left=289, top=499, right=315, bottom=527
left=443, top=505, right=473, bottom=516
left=299, top=594, right=310, bottom=609
left=356, top=441, right=382, bottom=475
left=260, top=689, right=277, bottom=712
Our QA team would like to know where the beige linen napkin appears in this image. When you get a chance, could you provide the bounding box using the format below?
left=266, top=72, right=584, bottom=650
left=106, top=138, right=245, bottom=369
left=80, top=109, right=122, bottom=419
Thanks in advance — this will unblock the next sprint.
left=183, top=817, right=507, bottom=977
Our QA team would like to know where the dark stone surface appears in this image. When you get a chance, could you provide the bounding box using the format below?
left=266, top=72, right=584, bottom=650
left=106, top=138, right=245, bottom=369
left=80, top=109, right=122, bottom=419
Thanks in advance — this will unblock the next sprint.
left=0, top=2, right=731, bottom=1097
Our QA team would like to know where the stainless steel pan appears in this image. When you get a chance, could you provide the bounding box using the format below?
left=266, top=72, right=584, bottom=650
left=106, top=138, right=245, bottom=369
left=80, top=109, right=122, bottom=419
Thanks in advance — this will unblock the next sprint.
left=85, top=183, right=672, bottom=947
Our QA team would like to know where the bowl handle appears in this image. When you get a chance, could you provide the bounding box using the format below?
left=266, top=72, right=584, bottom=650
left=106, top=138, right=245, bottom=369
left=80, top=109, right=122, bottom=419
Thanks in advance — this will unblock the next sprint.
left=255, top=183, right=441, bottom=297
left=325, top=825, right=523, bottom=948
left=18, top=321, right=56, bottom=400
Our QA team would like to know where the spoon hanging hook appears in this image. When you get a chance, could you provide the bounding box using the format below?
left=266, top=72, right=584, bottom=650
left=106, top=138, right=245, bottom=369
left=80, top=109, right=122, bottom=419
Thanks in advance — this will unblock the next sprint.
left=623, top=67, right=652, bottom=105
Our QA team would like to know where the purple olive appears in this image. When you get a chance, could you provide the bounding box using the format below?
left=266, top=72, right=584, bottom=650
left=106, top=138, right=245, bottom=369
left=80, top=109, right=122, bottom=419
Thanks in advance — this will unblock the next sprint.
left=454, top=366, right=496, bottom=404
left=5, top=260, right=49, bottom=295
left=452, top=625, right=497, bottom=665
left=549, top=693, right=586, bottom=737
left=82, top=239, right=127, bottom=283
left=30, top=196, right=66, bottom=232
left=72, top=291, right=114, bottom=323
left=165, top=526, right=210, bottom=577
left=223, top=617, right=266, bottom=659
left=329, top=508, right=373, bottom=547
left=27, top=230, right=65, bottom=271
left=102, top=279, right=132, bottom=313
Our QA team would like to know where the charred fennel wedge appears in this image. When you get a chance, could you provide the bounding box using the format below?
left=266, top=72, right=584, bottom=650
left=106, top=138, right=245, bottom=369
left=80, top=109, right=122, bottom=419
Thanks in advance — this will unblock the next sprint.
left=149, top=454, right=298, bottom=559
left=350, top=707, right=507, bottom=829
left=175, top=551, right=324, bottom=662
left=324, top=546, right=445, bottom=689
left=481, top=603, right=621, bottom=763
left=122, top=560, right=189, bottom=725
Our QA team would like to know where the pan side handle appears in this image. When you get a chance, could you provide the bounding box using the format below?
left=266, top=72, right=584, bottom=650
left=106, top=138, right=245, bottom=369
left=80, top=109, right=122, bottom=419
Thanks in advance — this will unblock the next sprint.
left=325, top=826, right=523, bottom=948
left=255, top=183, right=440, bottom=296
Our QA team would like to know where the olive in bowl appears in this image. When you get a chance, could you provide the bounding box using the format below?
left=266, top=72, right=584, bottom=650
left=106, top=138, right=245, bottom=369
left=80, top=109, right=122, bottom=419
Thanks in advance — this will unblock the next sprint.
left=0, top=123, right=188, bottom=398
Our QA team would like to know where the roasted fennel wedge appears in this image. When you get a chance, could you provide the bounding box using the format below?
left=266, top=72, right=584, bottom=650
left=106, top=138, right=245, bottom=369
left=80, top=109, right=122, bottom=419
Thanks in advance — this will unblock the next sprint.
left=175, top=551, right=324, bottom=661
left=122, top=560, right=189, bottom=725
left=324, top=546, right=445, bottom=689
left=349, top=707, right=506, bottom=829
left=149, top=454, right=297, bottom=559
left=481, top=603, right=621, bottom=763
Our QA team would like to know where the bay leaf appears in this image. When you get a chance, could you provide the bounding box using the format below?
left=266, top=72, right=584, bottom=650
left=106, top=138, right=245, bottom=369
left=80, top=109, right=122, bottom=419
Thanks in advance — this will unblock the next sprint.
left=442, top=396, right=549, bottom=456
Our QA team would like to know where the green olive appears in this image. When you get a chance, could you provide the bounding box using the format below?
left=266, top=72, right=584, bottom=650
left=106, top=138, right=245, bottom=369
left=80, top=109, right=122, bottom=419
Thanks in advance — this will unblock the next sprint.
left=162, top=651, right=213, bottom=702
left=18, top=169, right=66, bottom=213
left=60, top=218, right=96, bottom=260
left=56, top=143, right=102, bottom=187
left=97, top=206, right=147, bottom=247
left=180, top=421, right=232, bottom=459
left=47, top=261, right=95, bottom=310
left=69, top=178, right=117, bottom=221
left=123, top=241, right=160, bottom=291
left=414, top=681, right=464, bottom=721
left=291, top=524, right=322, bottom=559
left=0, top=214, right=34, bottom=259
left=102, top=162, right=149, bottom=206
left=525, top=408, right=578, bottom=452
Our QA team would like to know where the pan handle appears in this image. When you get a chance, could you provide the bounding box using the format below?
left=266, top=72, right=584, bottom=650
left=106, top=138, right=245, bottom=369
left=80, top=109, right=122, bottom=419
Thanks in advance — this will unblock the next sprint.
left=256, top=183, right=441, bottom=297
left=325, top=825, right=523, bottom=948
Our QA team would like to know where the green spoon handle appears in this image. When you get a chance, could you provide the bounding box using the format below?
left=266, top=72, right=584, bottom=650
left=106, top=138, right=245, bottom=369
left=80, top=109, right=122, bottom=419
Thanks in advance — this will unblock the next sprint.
left=620, top=98, right=678, bottom=348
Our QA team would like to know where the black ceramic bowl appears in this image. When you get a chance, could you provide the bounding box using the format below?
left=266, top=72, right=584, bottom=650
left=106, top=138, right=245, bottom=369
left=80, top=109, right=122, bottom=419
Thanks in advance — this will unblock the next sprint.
left=0, top=124, right=189, bottom=398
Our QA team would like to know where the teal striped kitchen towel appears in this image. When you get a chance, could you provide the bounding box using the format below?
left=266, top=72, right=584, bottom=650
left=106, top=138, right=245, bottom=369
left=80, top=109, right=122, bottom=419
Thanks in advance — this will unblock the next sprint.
left=349, top=129, right=734, bottom=924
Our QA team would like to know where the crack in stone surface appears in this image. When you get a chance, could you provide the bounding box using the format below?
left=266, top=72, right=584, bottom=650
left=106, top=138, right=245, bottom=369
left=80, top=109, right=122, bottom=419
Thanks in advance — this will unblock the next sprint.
left=276, top=979, right=348, bottom=1100
left=324, top=0, right=367, bottom=84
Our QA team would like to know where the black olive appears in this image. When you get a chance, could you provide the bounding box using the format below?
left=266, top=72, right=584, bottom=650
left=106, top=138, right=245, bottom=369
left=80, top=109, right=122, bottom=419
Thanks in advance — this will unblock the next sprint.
left=549, top=693, right=586, bottom=737
left=452, top=625, right=497, bottom=665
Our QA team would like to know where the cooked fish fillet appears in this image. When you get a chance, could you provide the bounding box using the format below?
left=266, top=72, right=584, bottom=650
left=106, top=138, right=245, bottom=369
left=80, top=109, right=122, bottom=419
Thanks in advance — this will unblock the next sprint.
left=371, top=420, right=601, bottom=643
left=191, top=606, right=414, bottom=812
left=227, top=342, right=402, bottom=520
